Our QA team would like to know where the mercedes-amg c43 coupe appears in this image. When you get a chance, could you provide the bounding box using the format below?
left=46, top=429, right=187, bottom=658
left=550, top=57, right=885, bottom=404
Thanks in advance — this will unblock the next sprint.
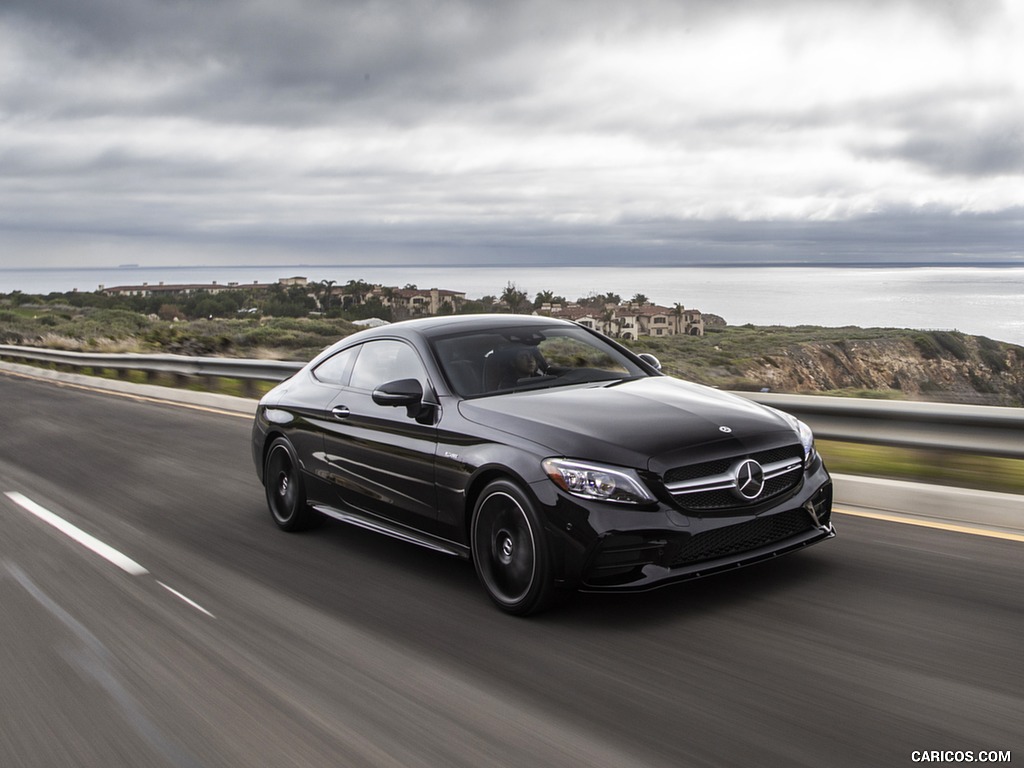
left=253, top=314, right=834, bottom=614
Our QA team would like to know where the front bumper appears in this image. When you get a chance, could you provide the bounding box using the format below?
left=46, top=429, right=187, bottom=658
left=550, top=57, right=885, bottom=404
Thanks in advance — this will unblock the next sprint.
left=535, top=461, right=835, bottom=592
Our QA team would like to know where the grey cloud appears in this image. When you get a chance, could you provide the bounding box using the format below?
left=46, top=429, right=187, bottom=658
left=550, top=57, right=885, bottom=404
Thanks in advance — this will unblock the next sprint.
left=846, top=88, right=1024, bottom=178
left=3, top=0, right=1021, bottom=270
left=6, top=196, right=1022, bottom=266
left=6, top=0, right=1007, bottom=127
left=865, top=124, right=1024, bottom=178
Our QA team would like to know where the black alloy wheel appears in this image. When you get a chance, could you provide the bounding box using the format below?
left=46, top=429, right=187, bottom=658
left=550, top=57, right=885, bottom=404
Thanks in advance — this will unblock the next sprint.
left=471, top=479, right=554, bottom=615
left=264, top=437, right=316, bottom=531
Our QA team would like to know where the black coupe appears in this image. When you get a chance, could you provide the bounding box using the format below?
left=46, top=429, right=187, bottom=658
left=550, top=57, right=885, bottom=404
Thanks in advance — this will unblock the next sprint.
left=252, top=314, right=834, bottom=614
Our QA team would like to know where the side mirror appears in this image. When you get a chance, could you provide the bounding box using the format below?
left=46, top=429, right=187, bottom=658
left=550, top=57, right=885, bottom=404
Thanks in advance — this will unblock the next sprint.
left=372, top=378, right=424, bottom=407
left=637, top=353, right=662, bottom=371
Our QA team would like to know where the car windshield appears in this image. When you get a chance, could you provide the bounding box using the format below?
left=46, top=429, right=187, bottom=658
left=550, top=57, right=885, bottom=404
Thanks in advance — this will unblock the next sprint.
left=430, top=325, right=649, bottom=397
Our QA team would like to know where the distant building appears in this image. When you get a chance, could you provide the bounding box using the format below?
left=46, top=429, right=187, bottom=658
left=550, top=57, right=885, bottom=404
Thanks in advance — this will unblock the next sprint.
left=543, top=302, right=704, bottom=338
left=368, top=287, right=467, bottom=317
left=101, top=278, right=285, bottom=298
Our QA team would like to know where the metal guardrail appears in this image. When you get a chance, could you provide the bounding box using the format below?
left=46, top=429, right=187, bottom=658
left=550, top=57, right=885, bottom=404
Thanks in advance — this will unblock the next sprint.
left=3, top=344, right=1023, bottom=459
left=743, top=392, right=1024, bottom=460
left=0, top=344, right=302, bottom=384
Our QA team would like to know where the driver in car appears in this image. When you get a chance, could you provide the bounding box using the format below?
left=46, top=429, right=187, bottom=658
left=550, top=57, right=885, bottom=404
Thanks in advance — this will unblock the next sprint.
left=497, top=346, right=546, bottom=388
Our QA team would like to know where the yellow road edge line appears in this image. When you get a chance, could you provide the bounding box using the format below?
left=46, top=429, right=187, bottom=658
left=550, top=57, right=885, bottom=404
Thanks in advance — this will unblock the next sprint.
left=1, top=367, right=252, bottom=419
left=835, top=506, right=1024, bottom=543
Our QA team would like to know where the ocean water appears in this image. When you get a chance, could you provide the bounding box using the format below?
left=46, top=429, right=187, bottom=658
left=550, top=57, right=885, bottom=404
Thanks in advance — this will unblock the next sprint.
left=3, top=264, right=1024, bottom=347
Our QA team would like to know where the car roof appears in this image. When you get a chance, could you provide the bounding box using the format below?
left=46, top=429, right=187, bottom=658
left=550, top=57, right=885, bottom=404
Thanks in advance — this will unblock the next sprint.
left=414, top=313, right=575, bottom=336
left=355, top=313, right=577, bottom=339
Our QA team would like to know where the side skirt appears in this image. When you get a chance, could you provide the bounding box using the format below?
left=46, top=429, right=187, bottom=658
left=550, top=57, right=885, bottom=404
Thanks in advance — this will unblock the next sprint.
left=312, top=504, right=471, bottom=560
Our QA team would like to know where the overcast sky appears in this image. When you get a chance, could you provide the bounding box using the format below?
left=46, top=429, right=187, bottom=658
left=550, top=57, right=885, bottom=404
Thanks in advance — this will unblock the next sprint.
left=2, top=0, right=1023, bottom=269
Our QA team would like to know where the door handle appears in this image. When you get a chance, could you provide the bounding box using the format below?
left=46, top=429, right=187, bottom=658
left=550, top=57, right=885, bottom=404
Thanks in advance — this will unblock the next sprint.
left=331, top=405, right=351, bottom=419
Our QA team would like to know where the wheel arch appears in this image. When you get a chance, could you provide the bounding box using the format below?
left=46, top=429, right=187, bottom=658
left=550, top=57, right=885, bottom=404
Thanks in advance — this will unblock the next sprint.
left=259, top=428, right=289, bottom=484
left=462, top=465, right=542, bottom=547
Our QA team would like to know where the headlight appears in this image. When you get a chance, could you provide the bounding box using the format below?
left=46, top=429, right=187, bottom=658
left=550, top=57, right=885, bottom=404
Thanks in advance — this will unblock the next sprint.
left=542, top=458, right=656, bottom=505
left=796, top=419, right=816, bottom=465
left=778, top=411, right=817, bottom=466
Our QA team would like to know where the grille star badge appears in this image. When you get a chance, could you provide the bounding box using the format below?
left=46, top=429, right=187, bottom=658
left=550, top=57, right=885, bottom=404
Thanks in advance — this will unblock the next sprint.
left=734, top=459, right=765, bottom=500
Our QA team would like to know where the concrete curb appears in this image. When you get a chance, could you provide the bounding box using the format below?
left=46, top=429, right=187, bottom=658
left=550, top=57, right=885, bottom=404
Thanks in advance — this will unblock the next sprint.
left=832, top=473, right=1024, bottom=534
left=4, top=361, right=1022, bottom=534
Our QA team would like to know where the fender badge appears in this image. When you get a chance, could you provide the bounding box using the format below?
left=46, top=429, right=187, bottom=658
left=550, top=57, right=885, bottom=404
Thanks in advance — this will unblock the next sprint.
left=719, top=426, right=733, bottom=433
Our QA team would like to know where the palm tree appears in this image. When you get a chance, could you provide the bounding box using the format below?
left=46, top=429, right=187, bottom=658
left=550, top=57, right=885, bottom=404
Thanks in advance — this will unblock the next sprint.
left=501, top=282, right=530, bottom=314
left=601, top=306, right=617, bottom=336
left=672, top=302, right=685, bottom=334
left=318, top=279, right=336, bottom=312
left=534, top=289, right=555, bottom=309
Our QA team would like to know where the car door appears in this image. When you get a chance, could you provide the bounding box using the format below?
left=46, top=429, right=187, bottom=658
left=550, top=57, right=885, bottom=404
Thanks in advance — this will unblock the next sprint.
left=319, top=338, right=439, bottom=531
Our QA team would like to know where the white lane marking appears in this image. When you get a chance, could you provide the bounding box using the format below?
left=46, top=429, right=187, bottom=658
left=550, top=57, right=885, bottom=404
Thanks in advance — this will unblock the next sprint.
left=157, top=581, right=216, bottom=618
left=5, top=491, right=216, bottom=619
left=5, top=491, right=149, bottom=576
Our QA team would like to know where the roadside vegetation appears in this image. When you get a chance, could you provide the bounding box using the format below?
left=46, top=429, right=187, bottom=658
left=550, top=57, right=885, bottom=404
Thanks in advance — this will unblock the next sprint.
left=0, top=295, right=360, bottom=361
left=817, top=441, right=1024, bottom=496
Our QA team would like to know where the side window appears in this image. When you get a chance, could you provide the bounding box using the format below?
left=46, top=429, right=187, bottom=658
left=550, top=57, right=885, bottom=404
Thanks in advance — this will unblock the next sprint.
left=538, top=335, right=626, bottom=373
left=349, top=340, right=427, bottom=391
left=312, top=346, right=357, bottom=386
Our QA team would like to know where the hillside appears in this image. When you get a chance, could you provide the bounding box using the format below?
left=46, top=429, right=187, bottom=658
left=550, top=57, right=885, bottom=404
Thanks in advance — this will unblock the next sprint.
left=631, top=326, right=1024, bottom=406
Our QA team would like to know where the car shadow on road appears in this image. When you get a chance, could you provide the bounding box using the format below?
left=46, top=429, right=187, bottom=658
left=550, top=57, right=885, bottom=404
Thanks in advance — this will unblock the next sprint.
left=552, top=551, right=839, bottom=627
left=289, top=515, right=841, bottom=631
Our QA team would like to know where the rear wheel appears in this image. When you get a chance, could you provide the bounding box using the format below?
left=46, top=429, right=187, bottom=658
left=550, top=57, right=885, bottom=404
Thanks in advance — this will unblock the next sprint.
left=264, top=437, right=316, bottom=531
left=471, top=479, right=554, bottom=615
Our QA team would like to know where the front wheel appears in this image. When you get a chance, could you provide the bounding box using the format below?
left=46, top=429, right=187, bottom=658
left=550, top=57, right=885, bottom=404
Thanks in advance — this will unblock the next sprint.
left=471, top=480, right=554, bottom=616
left=264, top=437, right=317, bottom=531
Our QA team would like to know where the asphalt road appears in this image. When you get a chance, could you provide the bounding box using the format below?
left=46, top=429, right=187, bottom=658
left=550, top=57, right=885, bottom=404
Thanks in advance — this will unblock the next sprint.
left=1, top=371, right=1021, bottom=768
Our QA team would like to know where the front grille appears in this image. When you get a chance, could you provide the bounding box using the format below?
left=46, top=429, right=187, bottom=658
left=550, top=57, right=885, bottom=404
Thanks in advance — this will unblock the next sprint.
left=664, top=444, right=804, bottom=511
left=669, top=508, right=815, bottom=568
left=664, top=445, right=801, bottom=485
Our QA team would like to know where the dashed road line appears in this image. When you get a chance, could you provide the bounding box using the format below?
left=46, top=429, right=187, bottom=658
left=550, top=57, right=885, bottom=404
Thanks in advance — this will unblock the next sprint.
left=157, top=581, right=216, bottom=618
left=4, top=491, right=216, bottom=617
left=6, top=491, right=149, bottom=575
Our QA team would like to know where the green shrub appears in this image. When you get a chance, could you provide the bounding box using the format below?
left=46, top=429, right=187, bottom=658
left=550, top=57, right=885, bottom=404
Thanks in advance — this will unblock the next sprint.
left=932, top=331, right=969, bottom=361
left=980, top=348, right=1008, bottom=373
left=913, top=333, right=943, bottom=359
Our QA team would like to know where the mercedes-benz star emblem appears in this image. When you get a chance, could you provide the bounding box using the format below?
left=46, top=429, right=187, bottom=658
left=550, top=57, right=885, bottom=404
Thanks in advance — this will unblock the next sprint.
left=734, top=459, right=765, bottom=500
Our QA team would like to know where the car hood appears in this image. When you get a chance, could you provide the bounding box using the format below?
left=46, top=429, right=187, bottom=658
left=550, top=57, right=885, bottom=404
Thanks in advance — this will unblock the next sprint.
left=458, top=377, right=799, bottom=473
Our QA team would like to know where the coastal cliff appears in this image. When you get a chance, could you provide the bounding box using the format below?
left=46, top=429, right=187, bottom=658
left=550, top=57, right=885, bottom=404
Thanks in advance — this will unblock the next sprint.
left=637, top=327, right=1024, bottom=407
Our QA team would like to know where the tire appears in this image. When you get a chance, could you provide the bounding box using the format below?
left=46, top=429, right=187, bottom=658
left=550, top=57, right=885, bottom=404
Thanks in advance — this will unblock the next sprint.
left=264, top=437, right=317, bottom=531
left=471, top=479, right=554, bottom=616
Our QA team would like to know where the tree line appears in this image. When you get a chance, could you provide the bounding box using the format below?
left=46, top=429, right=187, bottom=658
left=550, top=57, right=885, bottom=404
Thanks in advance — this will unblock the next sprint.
left=1, top=279, right=656, bottom=322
